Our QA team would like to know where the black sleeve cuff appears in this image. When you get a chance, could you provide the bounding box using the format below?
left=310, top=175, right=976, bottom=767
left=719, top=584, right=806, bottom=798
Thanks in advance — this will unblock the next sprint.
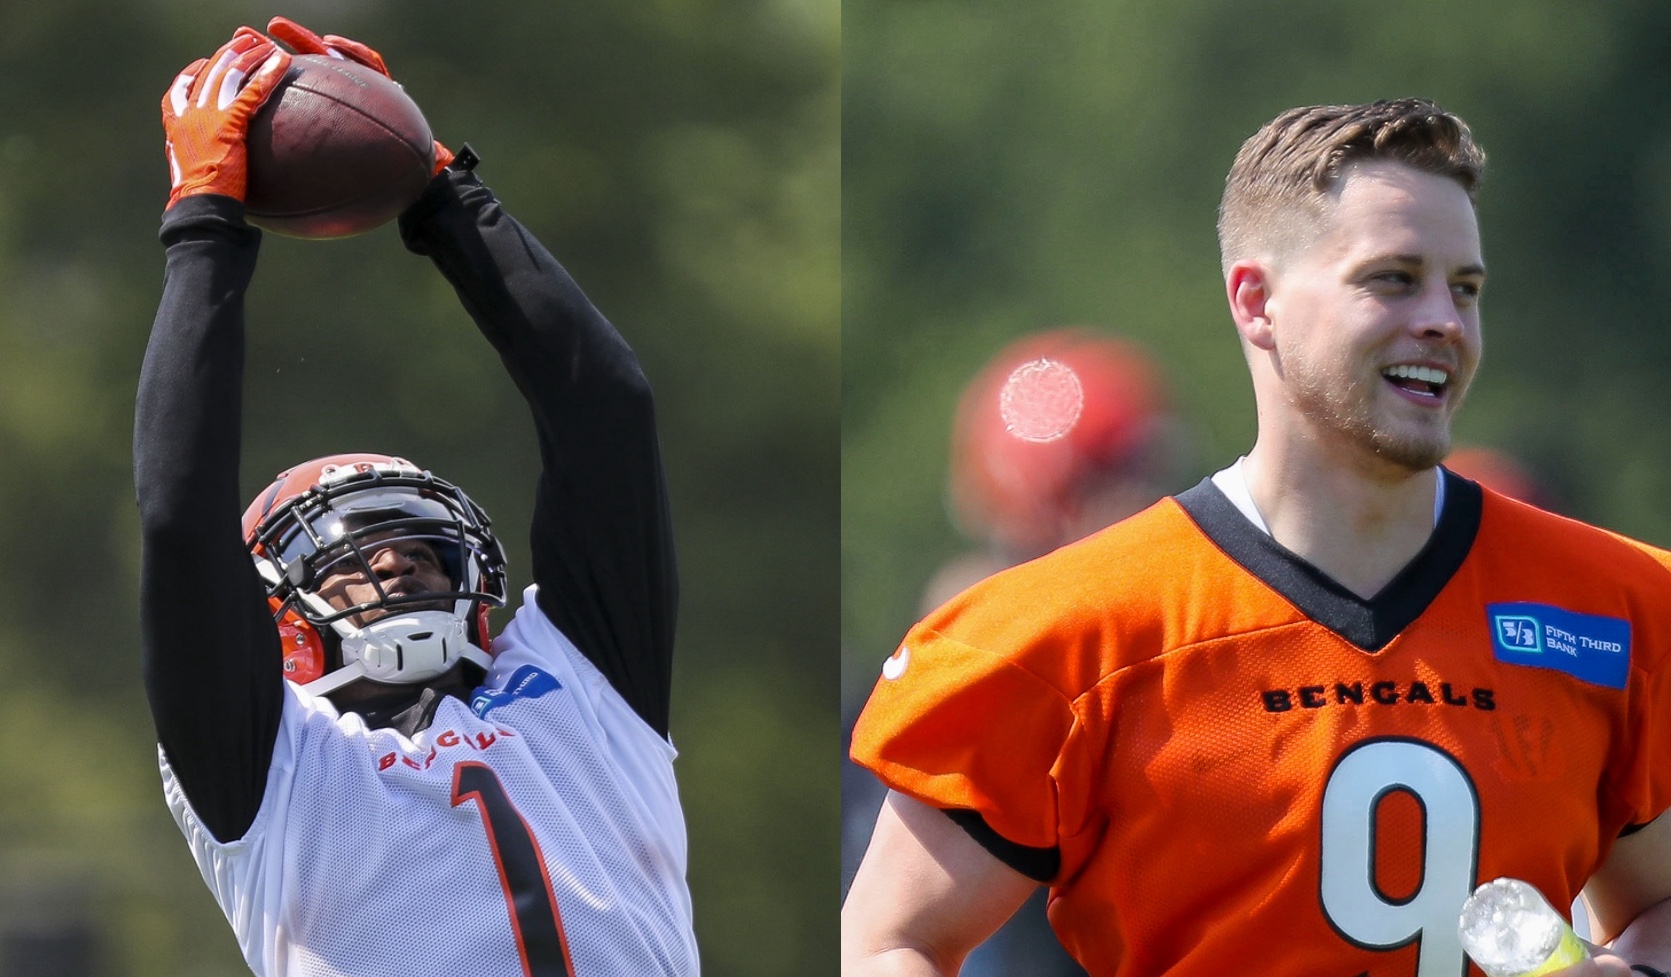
left=396, top=167, right=483, bottom=245
left=159, top=194, right=259, bottom=245
left=1620, top=805, right=1666, bottom=837
left=941, top=808, right=1060, bottom=883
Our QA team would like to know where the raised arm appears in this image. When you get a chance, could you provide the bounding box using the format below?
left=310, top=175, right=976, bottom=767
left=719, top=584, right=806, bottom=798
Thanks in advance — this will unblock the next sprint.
left=134, top=33, right=291, bottom=844
left=398, top=168, right=679, bottom=738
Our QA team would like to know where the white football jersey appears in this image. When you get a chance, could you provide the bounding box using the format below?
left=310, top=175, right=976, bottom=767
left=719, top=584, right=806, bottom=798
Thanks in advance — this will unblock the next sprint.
left=161, top=586, right=699, bottom=976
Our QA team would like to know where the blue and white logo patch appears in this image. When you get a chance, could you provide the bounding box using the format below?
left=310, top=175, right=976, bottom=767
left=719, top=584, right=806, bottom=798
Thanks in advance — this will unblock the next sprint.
left=471, top=664, right=562, bottom=718
left=1487, top=602, right=1630, bottom=689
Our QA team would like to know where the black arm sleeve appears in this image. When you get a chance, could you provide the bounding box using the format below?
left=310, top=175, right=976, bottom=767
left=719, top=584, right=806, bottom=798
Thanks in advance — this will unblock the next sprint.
left=398, top=170, right=679, bottom=738
left=134, top=195, right=284, bottom=844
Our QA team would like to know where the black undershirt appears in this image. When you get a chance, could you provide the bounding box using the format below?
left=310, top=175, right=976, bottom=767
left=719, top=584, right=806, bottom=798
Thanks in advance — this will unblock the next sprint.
left=134, top=170, right=678, bottom=844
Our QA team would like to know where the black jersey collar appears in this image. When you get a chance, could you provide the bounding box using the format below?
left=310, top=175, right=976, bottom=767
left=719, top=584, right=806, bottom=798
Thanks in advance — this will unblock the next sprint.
left=1174, top=467, right=1481, bottom=651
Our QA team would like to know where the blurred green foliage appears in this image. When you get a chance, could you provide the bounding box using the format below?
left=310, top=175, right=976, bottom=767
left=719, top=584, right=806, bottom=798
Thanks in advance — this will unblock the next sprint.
left=0, top=0, right=835, bottom=974
left=843, top=0, right=1671, bottom=707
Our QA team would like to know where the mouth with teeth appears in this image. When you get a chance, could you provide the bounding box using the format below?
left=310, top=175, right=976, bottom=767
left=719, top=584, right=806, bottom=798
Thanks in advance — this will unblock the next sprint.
left=1382, top=364, right=1450, bottom=401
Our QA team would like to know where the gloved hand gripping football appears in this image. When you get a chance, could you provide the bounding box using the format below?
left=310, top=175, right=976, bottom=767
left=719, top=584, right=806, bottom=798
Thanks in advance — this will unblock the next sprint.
left=161, top=28, right=292, bottom=207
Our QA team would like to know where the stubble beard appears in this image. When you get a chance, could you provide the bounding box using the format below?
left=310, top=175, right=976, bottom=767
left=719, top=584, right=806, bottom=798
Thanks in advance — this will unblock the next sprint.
left=1289, top=366, right=1462, bottom=473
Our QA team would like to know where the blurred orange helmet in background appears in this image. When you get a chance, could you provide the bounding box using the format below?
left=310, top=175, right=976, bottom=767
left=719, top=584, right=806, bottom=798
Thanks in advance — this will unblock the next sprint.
left=1445, top=445, right=1550, bottom=509
left=949, top=328, right=1169, bottom=554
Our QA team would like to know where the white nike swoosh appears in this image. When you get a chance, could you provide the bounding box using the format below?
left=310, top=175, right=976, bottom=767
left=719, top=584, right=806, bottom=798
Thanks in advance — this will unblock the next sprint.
left=882, top=646, right=910, bottom=681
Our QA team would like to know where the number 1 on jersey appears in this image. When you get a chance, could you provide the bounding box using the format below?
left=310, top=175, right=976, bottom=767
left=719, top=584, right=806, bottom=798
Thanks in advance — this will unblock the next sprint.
left=452, top=762, right=578, bottom=977
left=1320, top=738, right=1481, bottom=977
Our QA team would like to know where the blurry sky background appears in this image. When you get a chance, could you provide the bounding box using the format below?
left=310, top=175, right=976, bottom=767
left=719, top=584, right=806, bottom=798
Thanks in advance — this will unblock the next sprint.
left=0, top=0, right=835, bottom=974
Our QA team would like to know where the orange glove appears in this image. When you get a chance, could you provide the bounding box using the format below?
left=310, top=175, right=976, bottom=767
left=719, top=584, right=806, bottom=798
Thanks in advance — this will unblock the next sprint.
left=161, top=28, right=292, bottom=208
left=266, top=17, right=454, bottom=174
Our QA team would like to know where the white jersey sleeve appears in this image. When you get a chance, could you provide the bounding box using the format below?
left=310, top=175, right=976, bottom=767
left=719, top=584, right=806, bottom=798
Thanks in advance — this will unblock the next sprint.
left=161, top=586, right=699, bottom=977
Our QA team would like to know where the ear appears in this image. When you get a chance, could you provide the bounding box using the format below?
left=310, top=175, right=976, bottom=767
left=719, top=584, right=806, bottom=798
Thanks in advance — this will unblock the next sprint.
left=1226, top=260, right=1276, bottom=351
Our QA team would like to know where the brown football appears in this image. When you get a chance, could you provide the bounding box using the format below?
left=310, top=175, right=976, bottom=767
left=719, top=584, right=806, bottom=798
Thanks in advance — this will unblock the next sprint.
left=245, top=54, right=435, bottom=239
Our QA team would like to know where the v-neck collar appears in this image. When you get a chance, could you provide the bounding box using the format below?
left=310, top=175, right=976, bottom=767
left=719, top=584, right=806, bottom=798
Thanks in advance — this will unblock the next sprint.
left=1173, top=467, right=1481, bottom=651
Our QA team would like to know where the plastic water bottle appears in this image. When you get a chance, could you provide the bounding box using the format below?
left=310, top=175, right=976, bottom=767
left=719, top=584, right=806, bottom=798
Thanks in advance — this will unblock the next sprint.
left=1458, top=878, right=1588, bottom=977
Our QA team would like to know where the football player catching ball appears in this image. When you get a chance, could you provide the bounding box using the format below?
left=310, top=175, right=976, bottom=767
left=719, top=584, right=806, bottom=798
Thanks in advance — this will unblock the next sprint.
left=136, top=21, right=699, bottom=976
left=845, top=99, right=1671, bottom=977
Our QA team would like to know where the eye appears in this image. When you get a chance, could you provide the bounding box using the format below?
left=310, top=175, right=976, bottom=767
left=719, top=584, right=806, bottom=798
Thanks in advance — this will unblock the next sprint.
left=403, top=542, right=442, bottom=566
left=1366, top=269, right=1415, bottom=290
left=1451, top=280, right=1482, bottom=301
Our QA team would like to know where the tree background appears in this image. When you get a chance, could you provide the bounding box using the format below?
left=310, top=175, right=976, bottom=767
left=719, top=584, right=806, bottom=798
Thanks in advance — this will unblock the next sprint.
left=841, top=7, right=1671, bottom=962
left=844, top=0, right=1671, bottom=699
left=0, top=0, right=836, bottom=974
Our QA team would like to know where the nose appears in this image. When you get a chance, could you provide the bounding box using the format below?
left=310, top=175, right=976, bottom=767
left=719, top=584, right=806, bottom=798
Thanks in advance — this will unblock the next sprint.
left=368, top=545, right=416, bottom=579
left=1411, top=278, right=1466, bottom=342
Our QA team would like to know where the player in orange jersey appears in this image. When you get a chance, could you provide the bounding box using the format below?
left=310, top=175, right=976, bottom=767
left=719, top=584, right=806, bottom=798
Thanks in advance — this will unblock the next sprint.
left=889, top=328, right=1180, bottom=977
left=844, top=99, right=1671, bottom=977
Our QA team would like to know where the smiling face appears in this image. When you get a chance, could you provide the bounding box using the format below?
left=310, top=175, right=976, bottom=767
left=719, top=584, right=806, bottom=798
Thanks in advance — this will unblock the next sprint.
left=1257, top=160, right=1485, bottom=472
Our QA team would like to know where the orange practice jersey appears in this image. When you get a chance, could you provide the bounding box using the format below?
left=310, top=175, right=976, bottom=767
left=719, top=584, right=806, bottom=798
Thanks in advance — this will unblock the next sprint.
left=851, top=472, right=1671, bottom=977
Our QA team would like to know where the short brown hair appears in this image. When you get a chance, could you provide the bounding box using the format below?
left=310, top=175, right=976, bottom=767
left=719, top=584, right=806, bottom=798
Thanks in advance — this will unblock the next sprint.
left=1216, top=99, right=1486, bottom=275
